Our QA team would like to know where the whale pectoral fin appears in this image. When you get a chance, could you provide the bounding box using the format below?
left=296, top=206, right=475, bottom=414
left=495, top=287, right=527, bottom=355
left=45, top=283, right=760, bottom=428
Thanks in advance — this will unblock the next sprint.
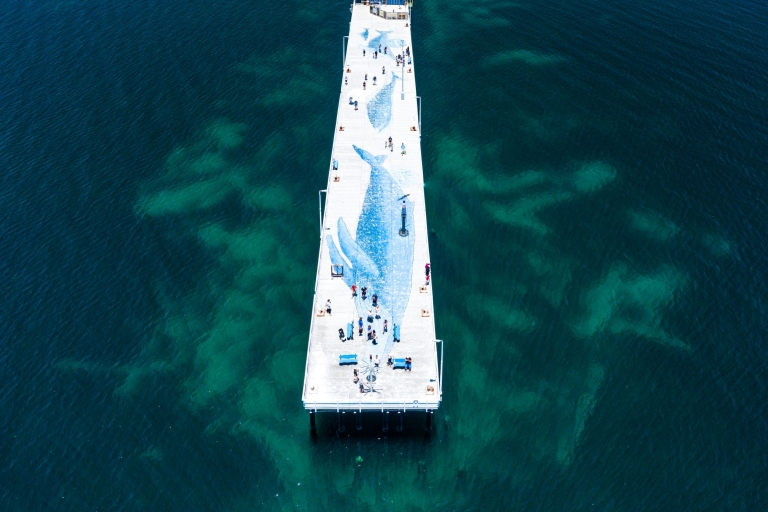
left=326, top=234, right=355, bottom=288
left=337, top=218, right=381, bottom=281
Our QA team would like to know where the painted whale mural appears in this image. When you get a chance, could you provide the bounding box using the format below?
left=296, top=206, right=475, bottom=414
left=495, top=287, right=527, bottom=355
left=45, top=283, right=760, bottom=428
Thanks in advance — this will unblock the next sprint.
left=326, top=145, right=415, bottom=354
left=367, top=30, right=405, bottom=60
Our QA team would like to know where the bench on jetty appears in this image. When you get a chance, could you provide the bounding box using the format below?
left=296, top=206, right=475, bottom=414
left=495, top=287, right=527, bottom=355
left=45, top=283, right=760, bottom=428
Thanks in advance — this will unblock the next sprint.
left=339, top=354, right=358, bottom=365
left=392, top=358, right=406, bottom=369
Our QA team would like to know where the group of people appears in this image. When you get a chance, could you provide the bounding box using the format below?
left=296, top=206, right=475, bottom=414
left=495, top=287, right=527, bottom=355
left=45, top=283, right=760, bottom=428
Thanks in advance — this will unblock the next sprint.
left=382, top=138, right=406, bottom=155
left=339, top=265, right=431, bottom=384
left=399, top=46, right=412, bottom=66
left=352, top=354, right=413, bottom=384
left=364, top=45, right=388, bottom=58
left=384, top=355, right=412, bottom=371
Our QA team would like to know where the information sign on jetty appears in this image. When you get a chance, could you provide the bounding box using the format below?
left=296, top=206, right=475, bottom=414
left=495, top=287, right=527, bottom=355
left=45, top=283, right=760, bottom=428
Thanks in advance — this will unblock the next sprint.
left=302, top=0, right=442, bottom=433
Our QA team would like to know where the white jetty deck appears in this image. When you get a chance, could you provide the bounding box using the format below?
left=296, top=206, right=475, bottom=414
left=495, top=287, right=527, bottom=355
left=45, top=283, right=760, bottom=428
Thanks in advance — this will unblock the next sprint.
left=302, top=1, right=441, bottom=413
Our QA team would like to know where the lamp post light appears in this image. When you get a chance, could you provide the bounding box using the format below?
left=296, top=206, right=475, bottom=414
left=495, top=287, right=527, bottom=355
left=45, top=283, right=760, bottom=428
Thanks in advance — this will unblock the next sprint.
left=399, top=201, right=409, bottom=236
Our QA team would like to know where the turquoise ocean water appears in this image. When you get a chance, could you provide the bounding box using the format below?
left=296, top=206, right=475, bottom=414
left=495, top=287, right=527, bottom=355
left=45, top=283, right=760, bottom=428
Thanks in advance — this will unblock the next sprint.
left=1, top=0, right=767, bottom=509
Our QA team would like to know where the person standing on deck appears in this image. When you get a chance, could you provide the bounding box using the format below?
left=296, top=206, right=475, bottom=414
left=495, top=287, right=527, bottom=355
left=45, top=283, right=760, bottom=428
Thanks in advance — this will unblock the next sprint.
left=358, top=317, right=363, bottom=337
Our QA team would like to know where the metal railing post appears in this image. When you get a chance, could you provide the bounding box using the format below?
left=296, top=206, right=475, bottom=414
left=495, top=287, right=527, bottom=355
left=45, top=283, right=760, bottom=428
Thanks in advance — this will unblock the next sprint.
left=435, top=339, right=444, bottom=400
left=440, top=339, right=444, bottom=399
left=318, top=189, right=327, bottom=238
left=416, top=96, right=421, bottom=134
left=342, top=36, right=349, bottom=71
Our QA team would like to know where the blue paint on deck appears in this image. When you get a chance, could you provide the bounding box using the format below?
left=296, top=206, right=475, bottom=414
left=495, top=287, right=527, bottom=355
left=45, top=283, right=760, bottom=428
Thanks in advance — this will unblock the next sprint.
left=367, top=30, right=406, bottom=60
left=327, top=146, right=415, bottom=354
left=367, top=72, right=399, bottom=131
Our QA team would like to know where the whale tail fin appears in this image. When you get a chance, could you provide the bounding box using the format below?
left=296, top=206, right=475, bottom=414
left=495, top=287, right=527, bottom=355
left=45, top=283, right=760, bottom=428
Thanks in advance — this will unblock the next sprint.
left=353, top=145, right=388, bottom=169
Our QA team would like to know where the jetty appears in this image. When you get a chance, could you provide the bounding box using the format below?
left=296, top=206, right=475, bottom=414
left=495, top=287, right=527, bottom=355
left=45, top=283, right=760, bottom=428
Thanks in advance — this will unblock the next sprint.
left=302, top=0, right=442, bottom=434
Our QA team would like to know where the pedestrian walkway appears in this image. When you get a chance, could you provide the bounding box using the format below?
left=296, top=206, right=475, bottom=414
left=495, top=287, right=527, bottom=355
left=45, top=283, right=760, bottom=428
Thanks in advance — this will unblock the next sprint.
left=302, top=0, right=440, bottom=412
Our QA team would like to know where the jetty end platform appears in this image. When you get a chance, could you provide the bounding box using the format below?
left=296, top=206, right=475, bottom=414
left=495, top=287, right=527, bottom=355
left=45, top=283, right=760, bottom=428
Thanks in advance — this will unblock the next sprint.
left=302, top=0, right=442, bottom=434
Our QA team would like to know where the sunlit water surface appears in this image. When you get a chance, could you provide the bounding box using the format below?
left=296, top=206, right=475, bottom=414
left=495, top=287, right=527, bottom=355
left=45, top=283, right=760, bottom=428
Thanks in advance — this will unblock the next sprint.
left=1, top=0, right=767, bottom=510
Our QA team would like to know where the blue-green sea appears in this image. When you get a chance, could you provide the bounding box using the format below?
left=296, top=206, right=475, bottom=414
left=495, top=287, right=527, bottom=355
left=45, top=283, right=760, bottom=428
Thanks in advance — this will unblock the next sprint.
left=1, top=0, right=767, bottom=509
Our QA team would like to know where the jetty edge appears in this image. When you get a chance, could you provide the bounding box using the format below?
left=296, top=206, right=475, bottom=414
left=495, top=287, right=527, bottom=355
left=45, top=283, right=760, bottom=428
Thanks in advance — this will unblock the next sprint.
left=301, top=0, right=442, bottom=434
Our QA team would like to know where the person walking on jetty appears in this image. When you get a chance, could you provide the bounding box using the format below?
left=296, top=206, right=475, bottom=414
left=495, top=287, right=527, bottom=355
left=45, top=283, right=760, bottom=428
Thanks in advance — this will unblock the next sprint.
left=325, top=299, right=332, bottom=315
left=382, top=66, right=385, bottom=74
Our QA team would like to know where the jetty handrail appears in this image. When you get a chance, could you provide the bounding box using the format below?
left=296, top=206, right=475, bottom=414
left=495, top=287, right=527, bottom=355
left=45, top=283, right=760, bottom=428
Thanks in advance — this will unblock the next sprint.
left=342, top=36, right=348, bottom=71
left=318, top=189, right=326, bottom=239
left=416, top=96, right=421, bottom=134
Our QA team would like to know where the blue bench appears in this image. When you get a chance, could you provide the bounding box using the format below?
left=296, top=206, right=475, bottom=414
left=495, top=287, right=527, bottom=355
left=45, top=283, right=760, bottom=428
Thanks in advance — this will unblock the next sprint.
left=392, top=358, right=406, bottom=369
left=339, top=354, right=358, bottom=365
